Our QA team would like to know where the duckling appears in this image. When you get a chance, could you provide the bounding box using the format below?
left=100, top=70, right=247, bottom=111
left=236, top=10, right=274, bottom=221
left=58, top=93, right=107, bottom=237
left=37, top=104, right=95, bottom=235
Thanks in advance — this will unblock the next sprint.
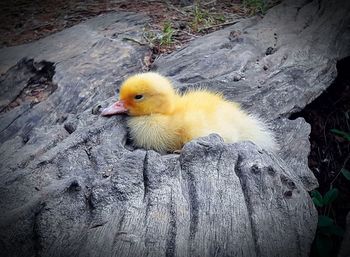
left=101, top=72, right=278, bottom=153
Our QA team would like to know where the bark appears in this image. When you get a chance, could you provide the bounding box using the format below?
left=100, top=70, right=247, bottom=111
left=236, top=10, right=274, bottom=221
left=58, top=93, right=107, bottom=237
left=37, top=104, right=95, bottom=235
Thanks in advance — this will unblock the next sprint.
left=0, top=0, right=349, bottom=256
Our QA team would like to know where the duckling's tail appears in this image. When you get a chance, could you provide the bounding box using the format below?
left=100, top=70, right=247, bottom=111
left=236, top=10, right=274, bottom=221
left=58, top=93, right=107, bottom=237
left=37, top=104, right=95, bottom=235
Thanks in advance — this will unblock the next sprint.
left=246, top=114, right=279, bottom=152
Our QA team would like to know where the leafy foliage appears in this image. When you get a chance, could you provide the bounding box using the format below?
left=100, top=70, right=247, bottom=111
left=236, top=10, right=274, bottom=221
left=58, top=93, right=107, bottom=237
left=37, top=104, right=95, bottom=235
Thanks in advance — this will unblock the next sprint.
left=311, top=125, right=350, bottom=256
left=331, top=129, right=350, bottom=141
left=311, top=188, right=345, bottom=257
left=190, top=4, right=226, bottom=32
left=311, top=190, right=324, bottom=207
left=243, top=0, right=267, bottom=14
left=341, top=168, right=350, bottom=180
left=160, top=21, right=174, bottom=46
left=323, top=188, right=339, bottom=205
left=142, top=21, right=175, bottom=49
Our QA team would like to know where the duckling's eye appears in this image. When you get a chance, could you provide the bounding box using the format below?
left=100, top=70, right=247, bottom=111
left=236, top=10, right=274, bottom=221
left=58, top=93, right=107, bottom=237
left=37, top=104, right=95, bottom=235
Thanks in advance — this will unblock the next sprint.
left=134, top=94, right=144, bottom=100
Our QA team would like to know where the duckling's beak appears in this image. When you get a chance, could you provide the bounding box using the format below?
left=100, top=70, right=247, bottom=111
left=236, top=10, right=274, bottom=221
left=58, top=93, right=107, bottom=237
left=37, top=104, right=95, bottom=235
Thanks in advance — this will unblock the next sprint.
left=101, top=100, right=128, bottom=116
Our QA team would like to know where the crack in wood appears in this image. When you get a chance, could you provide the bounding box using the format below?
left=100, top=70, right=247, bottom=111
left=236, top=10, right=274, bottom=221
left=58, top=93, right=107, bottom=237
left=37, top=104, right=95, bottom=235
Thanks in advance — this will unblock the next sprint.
left=186, top=165, right=199, bottom=242
left=165, top=190, right=177, bottom=257
left=142, top=151, right=150, bottom=201
left=32, top=203, right=45, bottom=257
left=234, top=154, right=260, bottom=257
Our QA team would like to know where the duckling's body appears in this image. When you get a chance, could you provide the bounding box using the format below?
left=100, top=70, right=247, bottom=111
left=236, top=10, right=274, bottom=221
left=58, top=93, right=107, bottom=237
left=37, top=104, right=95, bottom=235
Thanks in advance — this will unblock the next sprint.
left=101, top=72, right=277, bottom=153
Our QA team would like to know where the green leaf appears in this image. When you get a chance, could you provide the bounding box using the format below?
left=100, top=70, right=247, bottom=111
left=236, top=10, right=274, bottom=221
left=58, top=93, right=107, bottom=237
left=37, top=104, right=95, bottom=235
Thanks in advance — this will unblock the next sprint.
left=312, top=197, right=324, bottom=207
left=323, top=188, right=339, bottom=205
left=341, top=168, right=350, bottom=181
left=318, top=215, right=334, bottom=227
left=311, top=190, right=323, bottom=200
left=311, top=190, right=324, bottom=207
left=331, top=129, right=350, bottom=141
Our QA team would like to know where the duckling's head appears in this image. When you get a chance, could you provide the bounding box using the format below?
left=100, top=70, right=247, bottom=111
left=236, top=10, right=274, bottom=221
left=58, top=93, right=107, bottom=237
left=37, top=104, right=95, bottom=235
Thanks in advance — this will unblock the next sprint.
left=101, top=72, right=177, bottom=116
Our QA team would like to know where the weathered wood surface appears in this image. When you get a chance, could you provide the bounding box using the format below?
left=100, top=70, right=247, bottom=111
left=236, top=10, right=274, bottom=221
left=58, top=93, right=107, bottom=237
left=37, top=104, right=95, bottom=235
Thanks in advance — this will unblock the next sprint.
left=0, top=0, right=349, bottom=256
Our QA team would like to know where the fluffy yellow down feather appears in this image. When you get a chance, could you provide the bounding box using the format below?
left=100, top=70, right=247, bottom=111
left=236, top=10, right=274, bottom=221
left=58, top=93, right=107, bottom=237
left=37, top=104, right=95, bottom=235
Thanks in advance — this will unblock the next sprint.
left=101, top=72, right=278, bottom=153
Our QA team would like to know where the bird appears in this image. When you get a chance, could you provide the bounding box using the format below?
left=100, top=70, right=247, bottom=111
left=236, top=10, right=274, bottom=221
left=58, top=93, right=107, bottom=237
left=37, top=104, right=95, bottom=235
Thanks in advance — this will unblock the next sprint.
left=101, top=72, right=278, bottom=153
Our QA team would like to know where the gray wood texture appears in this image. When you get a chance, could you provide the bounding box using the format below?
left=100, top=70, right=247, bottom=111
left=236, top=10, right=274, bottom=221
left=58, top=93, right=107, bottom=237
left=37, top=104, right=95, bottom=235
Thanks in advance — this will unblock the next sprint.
left=0, top=0, right=349, bottom=256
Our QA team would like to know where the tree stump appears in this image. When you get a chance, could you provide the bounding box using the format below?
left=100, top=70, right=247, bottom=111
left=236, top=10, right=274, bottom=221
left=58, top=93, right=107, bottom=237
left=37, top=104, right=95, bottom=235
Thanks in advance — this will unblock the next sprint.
left=0, top=0, right=349, bottom=256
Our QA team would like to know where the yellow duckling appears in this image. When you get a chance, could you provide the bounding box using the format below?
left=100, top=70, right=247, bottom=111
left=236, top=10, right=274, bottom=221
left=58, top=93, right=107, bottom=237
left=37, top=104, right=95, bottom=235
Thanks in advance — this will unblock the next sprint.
left=101, top=72, right=278, bottom=153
